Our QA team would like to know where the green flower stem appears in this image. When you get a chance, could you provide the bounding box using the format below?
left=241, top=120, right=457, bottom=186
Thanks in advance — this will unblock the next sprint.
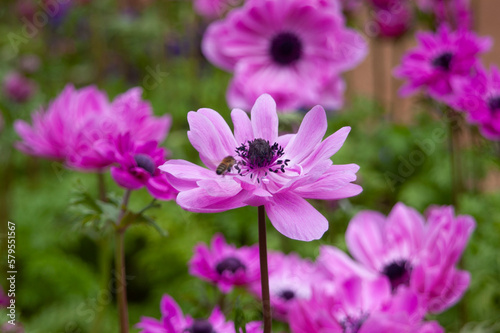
left=97, top=171, right=107, bottom=202
left=258, top=205, right=272, bottom=333
left=116, top=189, right=132, bottom=333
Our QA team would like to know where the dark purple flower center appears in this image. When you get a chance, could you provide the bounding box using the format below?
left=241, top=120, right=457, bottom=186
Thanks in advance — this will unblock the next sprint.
left=134, top=154, right=156, bottom=176
left=215, top=257, right=246, bottom=275
left=278, top=289, right=295, bottom=301
left=487, top=96, right=500, bottom=112
left=270, top=32, right=303, bottom=66
left=185, top=320, right=215, bottom=333
left=382, top=260, right=411, bottom=291
left=235, top=138, right=289, bottom=183
left=432, top=52, right=453, bottom=71
left=341, top=314, right=368, bottom=333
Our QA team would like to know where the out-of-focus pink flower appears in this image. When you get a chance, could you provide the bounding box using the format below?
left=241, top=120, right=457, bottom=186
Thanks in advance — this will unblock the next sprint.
left=289, top=276, right=444, bottom=333
left=160, top=94, right=362, bottom=241
left=416, top=0, right=472, bottom=30
left=2, top=72, right=36, bottom=103
left=0, top=286, right=10, bottom=308
left=1, top=323, right=25, bottom=333
left=394, top=25, right=492, bottom=103
left=202, top=0, right=367, bottom=111
left=372, top=1, right=413, bottom=38
left=452, top=65, right=500, bottom=140
left=19, top=55, right=41, bottom=74
left=345, top=203, right=475, bottom=313
left=189, top=233, right=260, bottom=293
left=14, top=85, right=171, bottom=170
left=249, top=252, right=315, bottom=321
left=136, top=294, right=262, bottom=333
left=97, top=133, right=177, bottom=200
left=193, top=0, right=243, bottom=19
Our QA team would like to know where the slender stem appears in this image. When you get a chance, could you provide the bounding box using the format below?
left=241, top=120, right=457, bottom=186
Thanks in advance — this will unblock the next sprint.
left=115, top=190, right=131, bottom=333
left=97, top=171, right=107, bottom=202
left=91, top=235, right=112, bottom=333
left=258, top=206, right=272, bottom=333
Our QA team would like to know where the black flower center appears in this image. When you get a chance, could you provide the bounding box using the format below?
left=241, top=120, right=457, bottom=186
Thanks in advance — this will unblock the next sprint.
left=270, top=32, right=303, bottom=66
left=134, top=154, right=156, bottom=176
left=215, top=257, right=246, bottom=275
left=432, top=52, right=453, bottom=71
left=341, top=314, right=368, bottom=333
left=235, top=138, right=289, bottom=183
left=185, top=320, right=215, bottom=333
left=382, top=260, right=411, bottom=291
left=278, top=289, right=295, bottom=301
left=487, top=96, right=500, bottom=112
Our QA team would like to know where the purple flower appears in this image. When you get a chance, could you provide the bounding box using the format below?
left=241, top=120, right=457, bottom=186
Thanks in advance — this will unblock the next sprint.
left=202, top=0, right=367, bottom=111
left=159, top=94, right=362, bottom=241
left=289, top=276, right=444, bottom=333
left=0, top=286, right=10, bottom=308
left=136, top=294, right=262, bottom=333
left=189, top=233, right=260, bottom=293
left=248, top=252, right=315, bottom=321
left=2, top=71, right=36, bottom=103
left=371, top=1, right=413, bottom=38
left=393, top=25, right=492, bottom=102
left=97, top=133, right=177, bottom=200
left=452, top=65, right=500, bottom=140
left=345, top=203, right=475, bottom=313
left=14, top=85, right=171, bottom=170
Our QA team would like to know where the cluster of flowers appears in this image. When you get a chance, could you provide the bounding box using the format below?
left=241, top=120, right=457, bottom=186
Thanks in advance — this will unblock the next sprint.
left=141, top=202, right=475, bottom=332
left=394, top=8, right=500, bottom=141
left=14, top=85, right=177, bottom=200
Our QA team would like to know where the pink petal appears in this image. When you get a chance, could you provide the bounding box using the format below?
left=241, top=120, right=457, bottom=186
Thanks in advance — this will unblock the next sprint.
left=386, top=203, right=425, bottom=256
left=265, top=192, right=328, bottom=241
left=250, top=94, right=278, bottom=142
left=187, top=110, right=237, bottom=170
left=346, top=210, right=387, bottom=270
left=284, top=105, right=327, bottom=163
left=231, top=108, right=253, bottom=145
left=300, top=127, right=351, bottom=169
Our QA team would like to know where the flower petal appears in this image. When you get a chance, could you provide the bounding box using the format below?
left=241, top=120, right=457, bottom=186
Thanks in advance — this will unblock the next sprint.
left=187, top=110, right=237, bottom=169
left=265, top=192, right=328, bottom=241
left=231, top=108, right=253, bottom=145
left=346, top=210, right=387, bottom=270
left=284, top=105, right=327, bottom=163
left=251, top=94, right=279, bottom=142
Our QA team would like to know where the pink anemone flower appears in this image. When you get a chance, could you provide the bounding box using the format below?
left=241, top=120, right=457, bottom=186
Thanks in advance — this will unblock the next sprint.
left=136, top=294, right=262, bottom=333
left=345, top=203, right=475, bottom=313
left=189, top=233, right=260, bottom=293
left=452, top=65, right=500, bottom=140
left=14, top=85, right=171, bottom=170
left=289, top=276, right=444, bottom=333
left=202, top=0, right=367, bottom=111
left=159, top=94, right=362, bottom=241
left=97, top=133, right=177, bottom=200
left=2, top=71, right=36, bottom=103
left=393, top=25, right=492, bottom=103
left=248, top=252, right=315, bottom=321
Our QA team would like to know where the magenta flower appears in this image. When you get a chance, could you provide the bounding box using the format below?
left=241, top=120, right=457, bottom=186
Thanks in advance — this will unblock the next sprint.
left=248, top=252, right=315, bottom=321
left=371, top=1, right=413, bottom=38
left=14, top=85, right=171, bottom=170
left=394, top=25, right=492, bottom=102
left=345, top=203, right=475, bottom=313
left=0, top=286, right=10, bottom=308
left=136, top=294, right=262, bottom=333
left=189, top=233, right=260, bottom=293
left=452, top=65, right=500, bottom=140
left=159, top=94, right=362, bottom=241
left=289, top=276, right=444, bottom=333
left=202, top=0, right=367, bottom=111
left=97, top=133, right=177, bottom=200
left=2, top=71, right=36, bottom=103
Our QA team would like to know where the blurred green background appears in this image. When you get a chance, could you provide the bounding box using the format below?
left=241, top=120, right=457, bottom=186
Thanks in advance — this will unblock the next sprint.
left=0, top=1, right=500, bottom=332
